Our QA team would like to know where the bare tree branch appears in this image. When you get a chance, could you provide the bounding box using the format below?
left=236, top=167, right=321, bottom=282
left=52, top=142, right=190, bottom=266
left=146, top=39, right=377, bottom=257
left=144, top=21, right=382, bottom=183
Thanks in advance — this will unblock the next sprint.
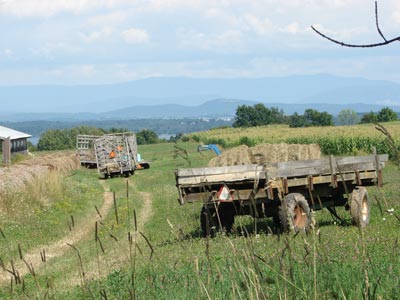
left=375, top=1, right=387, bottom=42
left=311, top=1, right=400, bottom=48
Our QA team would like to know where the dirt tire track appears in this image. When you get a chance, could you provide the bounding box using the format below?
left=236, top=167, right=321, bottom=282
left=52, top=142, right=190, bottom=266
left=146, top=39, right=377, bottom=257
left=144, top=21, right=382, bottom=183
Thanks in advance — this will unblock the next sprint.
left=136, top=190, right=153, bottom=230
left=0, top=181, right=113, bottom=284
left=62, top=181, right=154, bottom=286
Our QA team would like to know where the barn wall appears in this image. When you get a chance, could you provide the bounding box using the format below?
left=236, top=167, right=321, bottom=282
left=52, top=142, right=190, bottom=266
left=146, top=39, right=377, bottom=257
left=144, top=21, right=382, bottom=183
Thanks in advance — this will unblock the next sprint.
left=11, top=138, right=28, bottom=154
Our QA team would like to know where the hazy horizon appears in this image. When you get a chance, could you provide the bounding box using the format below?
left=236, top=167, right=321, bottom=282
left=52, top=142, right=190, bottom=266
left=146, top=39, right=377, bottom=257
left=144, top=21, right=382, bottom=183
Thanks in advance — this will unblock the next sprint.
left=1, top=74, right=400, bottom=114
left=0, top=1, right=399, bottom=86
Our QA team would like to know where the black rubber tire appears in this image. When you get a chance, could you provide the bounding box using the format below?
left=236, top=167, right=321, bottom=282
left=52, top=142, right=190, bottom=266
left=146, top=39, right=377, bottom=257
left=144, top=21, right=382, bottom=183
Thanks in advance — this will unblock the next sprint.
left=200, top=206, right=217, bottom=237
left=200, top=205, right=235, bottom=237
left=279, top=193, right=311, bottom=233
left=272, top=214, right=281, bottom=228
left=350, top=186, right=370, bottom=228
left=220, top=207, right=235, bottom=234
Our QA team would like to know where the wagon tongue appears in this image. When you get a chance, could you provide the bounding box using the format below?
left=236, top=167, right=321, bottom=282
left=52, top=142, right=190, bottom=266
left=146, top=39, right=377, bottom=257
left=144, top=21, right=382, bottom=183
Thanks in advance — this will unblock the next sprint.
left=217, top=185, right=233, bottom=202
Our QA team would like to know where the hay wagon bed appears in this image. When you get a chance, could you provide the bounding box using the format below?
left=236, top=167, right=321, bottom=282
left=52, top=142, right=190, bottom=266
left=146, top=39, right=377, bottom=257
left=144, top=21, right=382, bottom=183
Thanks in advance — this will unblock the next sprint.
left=94, top=132, right=139, bottom=179
left=76, top=135, right=100, bottom=167
left=175, top=153, right=388, bottom=236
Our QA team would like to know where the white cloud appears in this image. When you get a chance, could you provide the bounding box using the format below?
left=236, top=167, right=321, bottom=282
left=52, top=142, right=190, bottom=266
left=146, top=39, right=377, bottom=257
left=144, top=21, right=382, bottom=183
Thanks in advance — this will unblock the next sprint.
left=1, top=0, right=90, bottom=18
left=0, top=0, right=133, bottom=18
left=205, top=8, right=239, bottom=26
left=2, top=48, right=13, bottom=57
left=0, top=0, right=210, bottom=18
left=243, top=14, right=273, bottom=35
left=281, top=22, right=301, bottom=34
left=29, top=42, right=81, bottom=58
left=1, top=0, right=399, bottom=86
left=178, top=29, right=245, bottom=53
left=86, top=11, right=127, bottom=26
left=214, top=30, right=244, bottom=49
left=145, top=0, right=205, bottom=12
left=81, top=64, right=95, bottom=77
left=121, top=28, right=149, bottom=44
left=80, top=27, right=114, bottom=42
left=392, top=11, right=400, bottom=25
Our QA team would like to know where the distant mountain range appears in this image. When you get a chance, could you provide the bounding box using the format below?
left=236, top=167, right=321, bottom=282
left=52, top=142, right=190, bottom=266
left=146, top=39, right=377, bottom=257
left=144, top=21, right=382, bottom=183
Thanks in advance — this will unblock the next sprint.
left=1, top=74, right=400, bottom=120
left=1, top=99, right=399, bottom=122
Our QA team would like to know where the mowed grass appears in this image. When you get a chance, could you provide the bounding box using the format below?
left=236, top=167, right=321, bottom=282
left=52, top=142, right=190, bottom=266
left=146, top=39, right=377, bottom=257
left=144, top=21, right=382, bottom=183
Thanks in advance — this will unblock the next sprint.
left=0, top=135, right=399, bottom=299
left=0, top=168, right=104, bottom=261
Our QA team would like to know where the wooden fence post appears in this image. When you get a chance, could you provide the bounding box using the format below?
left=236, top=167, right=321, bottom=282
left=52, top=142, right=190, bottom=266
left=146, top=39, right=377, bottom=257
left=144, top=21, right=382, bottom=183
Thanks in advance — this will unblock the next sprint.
left=2, top=137, right=11, bottom=166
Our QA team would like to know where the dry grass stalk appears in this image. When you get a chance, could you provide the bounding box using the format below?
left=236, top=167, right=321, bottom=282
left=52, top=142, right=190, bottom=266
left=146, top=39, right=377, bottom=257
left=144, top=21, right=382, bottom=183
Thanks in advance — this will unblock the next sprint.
left=0, top=152, right=80, bottom=214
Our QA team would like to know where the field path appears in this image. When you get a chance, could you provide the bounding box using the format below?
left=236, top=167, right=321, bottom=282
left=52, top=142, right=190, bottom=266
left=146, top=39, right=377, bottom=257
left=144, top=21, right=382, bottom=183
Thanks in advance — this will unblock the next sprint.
left=0, top=181, right=114, bottom=285
left=61, top=180, right=154, bottom=286
left=136, top=190, right=153, bottom=230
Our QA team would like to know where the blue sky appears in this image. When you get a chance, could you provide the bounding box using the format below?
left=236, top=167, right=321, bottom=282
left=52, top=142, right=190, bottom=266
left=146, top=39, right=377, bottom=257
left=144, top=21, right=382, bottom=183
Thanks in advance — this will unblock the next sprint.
left=0, top=0, right=399, bottom=85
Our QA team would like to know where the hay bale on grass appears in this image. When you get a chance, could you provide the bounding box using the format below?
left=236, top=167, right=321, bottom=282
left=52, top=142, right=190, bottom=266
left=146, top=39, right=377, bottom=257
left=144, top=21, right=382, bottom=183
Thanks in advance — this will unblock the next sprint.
left=251, top=143, right=321, bottom=164
left=0, top=152, right=80, bottom=196
left=209, top=143, right=321, bottom=167
left=208, top=145, right=253, bottom=167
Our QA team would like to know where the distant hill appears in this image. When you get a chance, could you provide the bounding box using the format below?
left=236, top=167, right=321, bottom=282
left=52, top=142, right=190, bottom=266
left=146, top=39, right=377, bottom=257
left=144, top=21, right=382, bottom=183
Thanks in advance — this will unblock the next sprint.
left=102, top=99, right=400, bottom=119
left=1, top=74, right=400, bottom=115
left=2, top=97, right=400, bottom=145
left=1, top=98, right=399, bottom=122
left=100, top=99, right=257, bottom=119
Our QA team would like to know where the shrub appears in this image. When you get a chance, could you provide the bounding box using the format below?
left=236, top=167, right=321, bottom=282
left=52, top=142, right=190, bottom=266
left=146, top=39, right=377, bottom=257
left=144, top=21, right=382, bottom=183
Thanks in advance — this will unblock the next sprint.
left=238, top=136, right=257, bottom=147
left=191, top=135, right=200, bottom=142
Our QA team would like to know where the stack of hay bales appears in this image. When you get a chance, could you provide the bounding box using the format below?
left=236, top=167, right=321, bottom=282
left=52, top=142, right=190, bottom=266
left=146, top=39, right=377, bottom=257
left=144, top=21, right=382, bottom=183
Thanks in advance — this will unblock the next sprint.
left=208, top=143, right=321, bottom=167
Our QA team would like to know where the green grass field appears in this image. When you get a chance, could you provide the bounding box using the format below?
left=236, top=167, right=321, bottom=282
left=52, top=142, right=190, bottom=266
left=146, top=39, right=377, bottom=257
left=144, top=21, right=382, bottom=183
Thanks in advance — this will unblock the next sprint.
left=0, top=136, right=399, bottom=299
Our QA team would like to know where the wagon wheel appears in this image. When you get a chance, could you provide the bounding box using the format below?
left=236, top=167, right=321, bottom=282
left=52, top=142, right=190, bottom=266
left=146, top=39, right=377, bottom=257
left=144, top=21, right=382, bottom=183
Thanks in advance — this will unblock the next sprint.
left=279, top=193, right=311, bottom=233
left=350, top=187, right=370, bottom=228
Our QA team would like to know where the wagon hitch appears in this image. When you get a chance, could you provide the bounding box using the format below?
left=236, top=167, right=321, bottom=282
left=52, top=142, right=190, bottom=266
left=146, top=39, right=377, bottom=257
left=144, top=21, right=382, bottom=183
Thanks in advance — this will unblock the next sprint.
left=326, top=207, right=346, bottom=226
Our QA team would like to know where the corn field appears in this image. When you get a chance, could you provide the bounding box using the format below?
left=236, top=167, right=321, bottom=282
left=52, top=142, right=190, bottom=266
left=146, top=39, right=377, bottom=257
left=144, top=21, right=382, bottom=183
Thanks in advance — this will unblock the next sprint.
left=187, top=122, right=400, bottom=157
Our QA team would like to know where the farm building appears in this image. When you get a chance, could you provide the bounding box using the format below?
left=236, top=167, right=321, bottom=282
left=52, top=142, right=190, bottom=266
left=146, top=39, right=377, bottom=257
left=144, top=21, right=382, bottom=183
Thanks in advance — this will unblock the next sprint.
left=0, top=126, right=32, bottom=164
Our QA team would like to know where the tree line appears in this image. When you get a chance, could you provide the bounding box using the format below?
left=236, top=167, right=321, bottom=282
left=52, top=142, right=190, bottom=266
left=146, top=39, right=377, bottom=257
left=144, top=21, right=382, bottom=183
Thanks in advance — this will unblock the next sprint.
left=31, top=105, right=399, bottom=151
left=2, top=118, right=232, bottom=140
left=36, top=126, right=161, bottom=151
left=232, top=104, right=398, bottom=128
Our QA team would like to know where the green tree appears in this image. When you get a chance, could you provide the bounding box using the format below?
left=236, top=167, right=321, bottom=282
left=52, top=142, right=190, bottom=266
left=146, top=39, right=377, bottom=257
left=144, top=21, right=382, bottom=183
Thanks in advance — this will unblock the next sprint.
left=267, top=106, right=287, bottom=124
left=304, top=109, right=319, bottom=126
left=136, top=129, right=159, bottom=144
left=233, top=103, right=286, bottom=128
left=107, top=127, right=130, bottom=134
left=377, top=107, right=398, bottom=122
left=319, top=111, right=334, bottom=126
left=37, top=126, right=106, bottom=151
left=233, top=105, right=256, bottom=127
left=37, top=129, right=71, bottom=151
left=360, top=111, right=378, bottom=124
left=289, top=112, right=308, bottom=128
left=304, top=109, right=333, bottom=126
left=337, top=109, right=360, bottom=125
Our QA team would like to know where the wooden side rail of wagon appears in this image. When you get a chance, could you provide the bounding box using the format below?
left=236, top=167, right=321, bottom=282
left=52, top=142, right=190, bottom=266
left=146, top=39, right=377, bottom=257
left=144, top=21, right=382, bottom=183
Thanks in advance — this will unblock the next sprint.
left=175, top=153, right=388, bottom=236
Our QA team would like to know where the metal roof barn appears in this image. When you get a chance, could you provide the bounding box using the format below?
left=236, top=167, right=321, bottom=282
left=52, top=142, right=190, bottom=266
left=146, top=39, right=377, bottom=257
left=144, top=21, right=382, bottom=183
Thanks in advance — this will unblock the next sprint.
left=0, top=126, right=31, bottom=140
left=0, top=126, right=32, bottom=165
